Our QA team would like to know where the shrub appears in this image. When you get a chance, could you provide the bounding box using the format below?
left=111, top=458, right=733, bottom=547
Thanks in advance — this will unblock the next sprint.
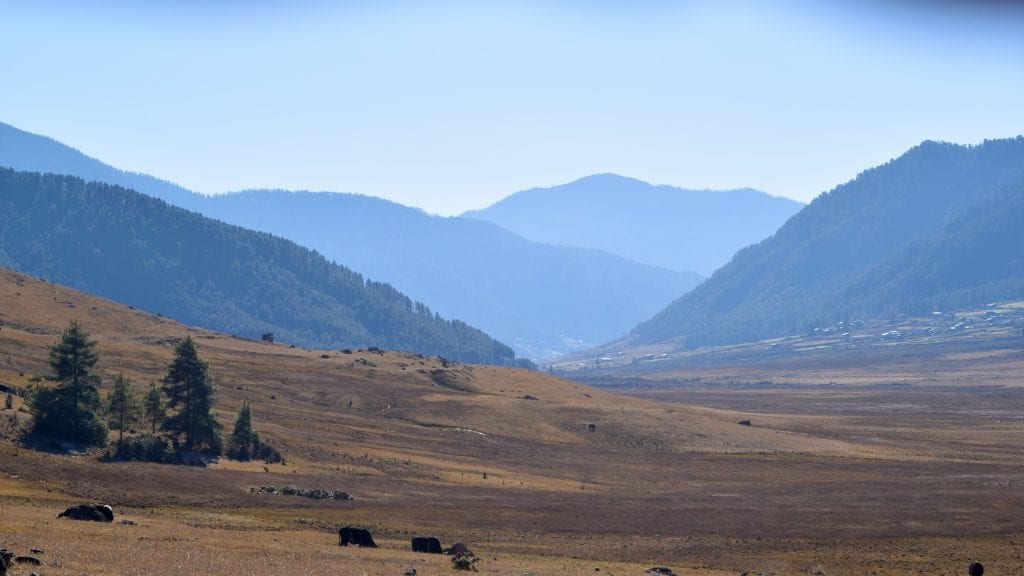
left=114, top=433, right=178, bottom=463
left=252, top=441, right=283, bottom=463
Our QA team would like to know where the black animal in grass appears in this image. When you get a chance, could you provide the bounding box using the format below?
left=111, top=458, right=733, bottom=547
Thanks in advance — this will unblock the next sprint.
left=0, top=548, right=13, bottom=576
left=57, top=504, right=113, bottom=522
left=338, top=526, right=377, bottom=548
left=410, top=536, right=442, bottom=554
left=445, top=542, right=474, bottom=556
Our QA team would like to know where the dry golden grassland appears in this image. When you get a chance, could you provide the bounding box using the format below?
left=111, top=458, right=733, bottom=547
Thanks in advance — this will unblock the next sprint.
left=2, top=268, right=1024, bottom=575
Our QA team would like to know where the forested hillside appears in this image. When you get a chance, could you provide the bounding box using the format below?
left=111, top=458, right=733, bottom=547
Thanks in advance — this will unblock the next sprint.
left=631, top=137, right=1024, bottom=348
left=0, top=169, right=518, bottom=365
left=464, top=174, right=804, bottom=276
left=848, top=182, right=1024, bottom=314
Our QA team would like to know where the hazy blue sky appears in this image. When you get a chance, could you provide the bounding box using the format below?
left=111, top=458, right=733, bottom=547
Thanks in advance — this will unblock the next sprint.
left=2, top=0, right=1022, bottom=214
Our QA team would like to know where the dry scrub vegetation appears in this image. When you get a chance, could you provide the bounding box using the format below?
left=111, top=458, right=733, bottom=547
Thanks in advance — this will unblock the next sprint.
left=2, top=268, right=1024, bottom=575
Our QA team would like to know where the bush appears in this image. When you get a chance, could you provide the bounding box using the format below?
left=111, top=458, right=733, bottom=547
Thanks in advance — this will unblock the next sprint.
left=252, top=441, right=283, bottom=464
left=227, top=436, right=282, bottom=463
left=113, top=433, right=178, bottom=463
left=28, top=391, right=108, bottom=448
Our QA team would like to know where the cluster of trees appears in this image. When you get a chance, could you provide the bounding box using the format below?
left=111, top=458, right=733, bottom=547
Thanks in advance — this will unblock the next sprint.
left=25, top=321, right=279, bottom=463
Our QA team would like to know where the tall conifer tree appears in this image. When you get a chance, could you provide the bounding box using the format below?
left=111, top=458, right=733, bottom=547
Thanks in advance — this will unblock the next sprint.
left=143, top=382, right=166, bottom=434
left=161, top=336, right=221, bottom=454
left=107, top=373, right=140, bottom=449
left=29, top=320, right=107, bottom=446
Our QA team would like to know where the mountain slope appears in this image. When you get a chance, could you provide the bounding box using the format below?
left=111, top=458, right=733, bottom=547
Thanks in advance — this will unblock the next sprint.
left=848, top=181, right=1024, bottom=314
left=0, top=121, right=702, bottom=359
left=0, top=121, right=203, bottom=210
left=0, top=168, right=517, bottom=365
left=630, top=137, right=1024, bottom=348
left=199, top=191, right=701, bottom=359
left=463, top=174, right=804, bottom=276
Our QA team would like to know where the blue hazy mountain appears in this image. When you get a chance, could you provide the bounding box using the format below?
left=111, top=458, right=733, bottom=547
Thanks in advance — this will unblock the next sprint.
left=628, top=137, right=1024, bottom=349
left=0, top=168, right=518, bottom=365
left=463, top=174, right=805, bottom=276
left=0, top=122, right=202, bottom=210
left=199, top=191, right=702, bottom=358
left=0, top=121, right=701, bottom=359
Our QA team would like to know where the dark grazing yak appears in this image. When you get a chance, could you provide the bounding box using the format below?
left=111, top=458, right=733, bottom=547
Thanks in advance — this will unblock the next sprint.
left=338, top=526, right=377, bottom=548
left=411, top=536, right=442, bottom=554
left=57, top=504, right=113, bottom=522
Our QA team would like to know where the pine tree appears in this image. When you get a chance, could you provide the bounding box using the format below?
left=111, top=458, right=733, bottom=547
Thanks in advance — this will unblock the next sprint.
left=29, top=320, right=107, bottom=446
left=49, top=320, right=101, bottom=412
left=228, top=401, right=258, bottom=460
left=161, top=336, right=222, bottom=454
left=107, top=373, right=140, bottom=450
left=143, top=382, right=166, bottom=434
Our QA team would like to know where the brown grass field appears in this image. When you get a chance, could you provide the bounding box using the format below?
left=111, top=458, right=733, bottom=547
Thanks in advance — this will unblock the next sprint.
left=2, top=268, right=1024, bottom=575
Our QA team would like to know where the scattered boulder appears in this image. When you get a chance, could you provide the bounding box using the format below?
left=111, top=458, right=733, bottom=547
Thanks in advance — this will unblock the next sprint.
left=969, top=561, right=984, bottom=576
left=411, top=536, right=443, bottom=554
left=14, top=556, right=41, bottom=566
left=29, top=548, right=43, bottom=555
left=645, top=568, right=677, bottom=576
left=57, top=503, right=113, bottom=522
left=404, top=569, right=417, bottom=576
left=338, top=526, right=377, bottom=547
left=253, top=485, right=352, bottom=500
left=738, top=420, right=752, bottom=426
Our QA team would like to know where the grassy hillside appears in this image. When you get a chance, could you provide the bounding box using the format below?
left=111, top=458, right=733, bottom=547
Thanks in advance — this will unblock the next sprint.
left=4, top=269, right=1024, bottom=575
left=464, top=174, right=804, bottom=276
left=631, top=137, right=1024, bottom=348
left=0, top=169, right=517, bottom=365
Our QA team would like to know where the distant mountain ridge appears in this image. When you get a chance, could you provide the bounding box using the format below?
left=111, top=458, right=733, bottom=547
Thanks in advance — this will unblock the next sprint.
left=463, top=174, right=805, bottom=276
left=628, top=137, right=1024, bottom=349
left=0, top=121, right=702, bottom=359
left=198, top=190, right=702, bottom=358
left=0, top=168, right=518, bottom=365
left=0, top=123, right=203, bottom=210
